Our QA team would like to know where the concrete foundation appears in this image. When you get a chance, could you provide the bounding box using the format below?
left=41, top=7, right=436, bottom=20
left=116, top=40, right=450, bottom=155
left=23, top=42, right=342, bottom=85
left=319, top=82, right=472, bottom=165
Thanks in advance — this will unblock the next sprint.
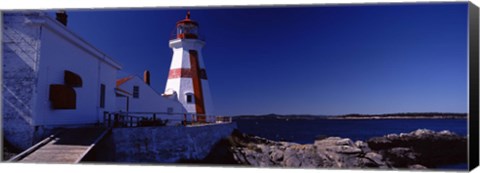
left=85, top=123, right=237, bottom=163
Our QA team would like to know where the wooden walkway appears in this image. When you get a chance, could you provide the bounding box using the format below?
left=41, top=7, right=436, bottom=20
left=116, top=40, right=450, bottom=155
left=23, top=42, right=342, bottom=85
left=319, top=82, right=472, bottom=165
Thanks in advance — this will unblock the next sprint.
left=12, top=127, right=110, bottom=163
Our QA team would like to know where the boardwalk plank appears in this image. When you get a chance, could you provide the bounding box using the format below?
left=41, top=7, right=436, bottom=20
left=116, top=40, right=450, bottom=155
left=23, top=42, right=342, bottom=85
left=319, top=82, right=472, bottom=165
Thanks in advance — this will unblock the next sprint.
left=19, top=127, right=108, bottom=163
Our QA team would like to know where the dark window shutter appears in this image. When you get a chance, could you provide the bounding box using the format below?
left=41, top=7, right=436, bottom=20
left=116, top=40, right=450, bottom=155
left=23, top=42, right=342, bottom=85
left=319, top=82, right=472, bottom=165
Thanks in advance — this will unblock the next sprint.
left=64, top=70, right=82, bottom=87
left=49, top=84, right=76, bottom=109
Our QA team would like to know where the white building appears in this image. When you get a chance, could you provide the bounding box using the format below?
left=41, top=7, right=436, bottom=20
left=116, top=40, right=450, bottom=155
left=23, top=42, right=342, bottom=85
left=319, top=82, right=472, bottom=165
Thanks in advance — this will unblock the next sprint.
left=115, top=71, right=187, bottom=124
left=164, top=12, right=215, bottom=119
left=2, top=11, right=121, bottom=150
left=2, top=11, right=219, bottom=150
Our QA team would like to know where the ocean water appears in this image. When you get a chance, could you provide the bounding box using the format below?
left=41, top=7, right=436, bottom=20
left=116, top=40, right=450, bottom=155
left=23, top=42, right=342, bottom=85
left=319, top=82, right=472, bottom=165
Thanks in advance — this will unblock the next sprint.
left=234, top=118, right=467, bottom=144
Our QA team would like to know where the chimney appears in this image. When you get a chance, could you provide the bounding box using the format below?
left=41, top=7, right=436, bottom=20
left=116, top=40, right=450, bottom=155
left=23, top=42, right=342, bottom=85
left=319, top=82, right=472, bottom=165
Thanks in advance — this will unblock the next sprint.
left=56, top=10, right=68, bottom=26
left=143, top=70, right=150, bottom=85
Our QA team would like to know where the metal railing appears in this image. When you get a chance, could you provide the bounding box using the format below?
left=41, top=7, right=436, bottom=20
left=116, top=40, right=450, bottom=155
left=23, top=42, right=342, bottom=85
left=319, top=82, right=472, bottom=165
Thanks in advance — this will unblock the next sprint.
left=169, top=30, right=206, bottom=41
left=103, top=111, right=232, bottom=128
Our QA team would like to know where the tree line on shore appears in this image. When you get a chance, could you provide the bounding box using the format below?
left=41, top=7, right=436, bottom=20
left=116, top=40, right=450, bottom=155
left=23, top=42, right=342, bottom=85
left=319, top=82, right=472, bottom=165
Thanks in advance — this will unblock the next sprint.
left=233, top=112, right=467, bottom=120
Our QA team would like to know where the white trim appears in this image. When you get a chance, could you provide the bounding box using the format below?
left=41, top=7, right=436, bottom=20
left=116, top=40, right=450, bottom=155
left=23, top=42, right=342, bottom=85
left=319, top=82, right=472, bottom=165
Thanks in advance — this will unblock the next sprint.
left=169, top=38, right=206, bottom=49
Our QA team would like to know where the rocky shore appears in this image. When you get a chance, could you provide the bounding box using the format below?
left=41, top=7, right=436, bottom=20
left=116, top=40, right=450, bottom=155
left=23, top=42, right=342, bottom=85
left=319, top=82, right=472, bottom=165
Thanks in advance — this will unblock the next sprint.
left=190, top=129, right=467, bottom=170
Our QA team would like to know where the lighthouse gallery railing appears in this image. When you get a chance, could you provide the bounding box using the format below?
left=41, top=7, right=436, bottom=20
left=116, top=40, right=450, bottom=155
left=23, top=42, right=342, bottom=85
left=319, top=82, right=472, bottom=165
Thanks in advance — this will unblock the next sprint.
left=103, top=111, right=232, bottom=128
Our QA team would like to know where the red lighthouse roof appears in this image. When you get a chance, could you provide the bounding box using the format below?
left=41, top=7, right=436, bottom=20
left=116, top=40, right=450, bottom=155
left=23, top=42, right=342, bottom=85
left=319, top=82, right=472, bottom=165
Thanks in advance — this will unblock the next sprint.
left=176, top=11, right=198, bottom=27
left=174, top=11, right=200, bottom=39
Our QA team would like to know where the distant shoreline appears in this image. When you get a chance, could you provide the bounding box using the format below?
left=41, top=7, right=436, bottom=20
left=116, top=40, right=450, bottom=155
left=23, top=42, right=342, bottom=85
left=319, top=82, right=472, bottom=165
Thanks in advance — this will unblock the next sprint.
left=233, top=113, right=467, bottom=120
left=326, top=116, right=467, bottom=120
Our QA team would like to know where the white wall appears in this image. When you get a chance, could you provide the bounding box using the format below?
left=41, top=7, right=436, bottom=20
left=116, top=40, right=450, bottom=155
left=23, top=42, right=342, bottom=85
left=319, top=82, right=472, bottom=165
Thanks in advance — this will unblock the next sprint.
left=98, top=61, right=118, bottom=121
left=116, top=76, right=187, bottom=114
left=169, top=48, right=191, bottom=69
left=165, top=39, right=215, bottom=115
left=165, top=78, right=196, bottom=113
left=3, top=12, right=121, bottom=150
left=34, top=17, right=120, bottom=126
left=116, top=97, right=128, bottom=112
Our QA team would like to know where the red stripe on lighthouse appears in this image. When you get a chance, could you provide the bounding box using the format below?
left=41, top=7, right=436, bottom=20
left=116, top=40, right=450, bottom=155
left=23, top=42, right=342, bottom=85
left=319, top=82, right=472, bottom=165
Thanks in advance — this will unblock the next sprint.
left=168, top=68, right=207, bottom=79
left=189, top=50, right=206, bottom=115
left=168, top=68, right=192, bottom=79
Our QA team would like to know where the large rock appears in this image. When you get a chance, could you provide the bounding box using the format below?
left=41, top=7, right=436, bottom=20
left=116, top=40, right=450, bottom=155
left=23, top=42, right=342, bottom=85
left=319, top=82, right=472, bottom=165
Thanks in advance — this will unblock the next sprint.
left=367, top=129, right=467, bottom=168
left=228, top=130, right=387, bottom=168
left=200, top=129, right=466, bottom=170
left=364, top=152, right=384, bottom=166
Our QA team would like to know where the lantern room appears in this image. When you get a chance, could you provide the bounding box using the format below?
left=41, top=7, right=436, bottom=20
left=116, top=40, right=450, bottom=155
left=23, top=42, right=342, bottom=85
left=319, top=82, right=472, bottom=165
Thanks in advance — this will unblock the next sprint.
left=175, top=11, right=199, bottom=39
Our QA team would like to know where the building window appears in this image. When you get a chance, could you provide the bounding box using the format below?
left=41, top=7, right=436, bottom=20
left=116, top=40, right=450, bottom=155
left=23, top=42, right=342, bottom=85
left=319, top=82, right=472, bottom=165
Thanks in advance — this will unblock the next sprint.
left=100, top=84, right=105, bottom=108
left=186, top=93, right=193, bottom=103
left=167, top=107, right=174, bottom=114
left=133, top=86, right=139, bottom=98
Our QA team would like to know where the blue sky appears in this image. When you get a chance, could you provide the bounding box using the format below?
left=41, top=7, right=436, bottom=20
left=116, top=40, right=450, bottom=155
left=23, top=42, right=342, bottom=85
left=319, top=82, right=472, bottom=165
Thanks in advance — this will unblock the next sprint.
left=53, top=3, right=468, bottom=115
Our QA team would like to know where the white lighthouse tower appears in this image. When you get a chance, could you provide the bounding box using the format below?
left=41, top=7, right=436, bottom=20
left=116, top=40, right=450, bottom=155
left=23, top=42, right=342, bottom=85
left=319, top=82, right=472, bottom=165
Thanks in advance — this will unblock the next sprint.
left=164, top=11, right=214, bottom=118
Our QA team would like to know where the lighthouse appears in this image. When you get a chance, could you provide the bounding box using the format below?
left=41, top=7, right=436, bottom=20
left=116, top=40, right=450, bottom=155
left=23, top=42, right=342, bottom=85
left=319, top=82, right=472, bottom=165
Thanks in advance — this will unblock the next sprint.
left=164, top=11, right=214, bottom=116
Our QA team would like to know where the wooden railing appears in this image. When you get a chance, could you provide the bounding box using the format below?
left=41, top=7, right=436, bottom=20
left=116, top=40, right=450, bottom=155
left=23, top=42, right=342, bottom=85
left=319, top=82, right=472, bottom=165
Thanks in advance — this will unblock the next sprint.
left=103, top=111, right=232, bottom=128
